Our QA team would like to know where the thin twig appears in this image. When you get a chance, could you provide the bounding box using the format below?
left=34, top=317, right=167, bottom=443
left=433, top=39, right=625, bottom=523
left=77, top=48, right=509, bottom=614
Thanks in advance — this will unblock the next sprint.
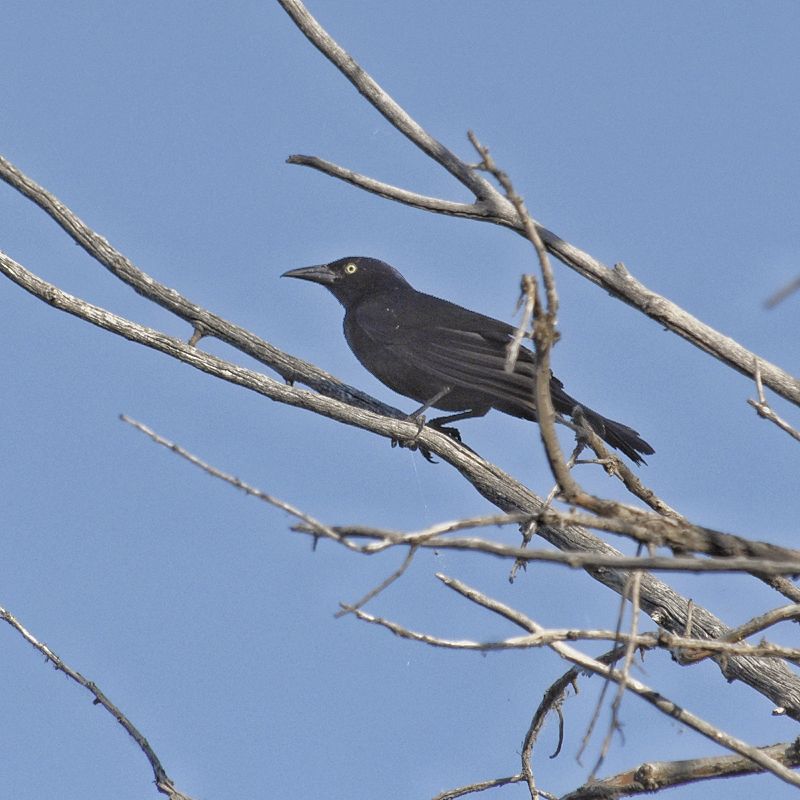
left=748, top=360, right=800, bottom=442
left=0, top=606, right=193, bottom=800
left=431, top=773, right=533, bottom=800
left=521, top=645, right=629, bottom=798
left=277, top=1, right=504, bottom=205
left=510, top=446, right=581, bottom=583
left=270, top=4, right=800, bottom=406
left=286, top=155, right=485, bottom=219
left=765, top=274, right=800, bottom=309
left=723, top=603, right=800, bottom=643
left=434, top=575, right=800, bottom=788
left=296, top=525, right=800, bottom=576
left=336, top=546, right=418, bottom=618
left=591, top=566, right=644, bottom=778
left=119, top=415, right=348, bottom=547
left=677, top=603, right=800, bottom=666
left=347, top=609, right=800, bottom=659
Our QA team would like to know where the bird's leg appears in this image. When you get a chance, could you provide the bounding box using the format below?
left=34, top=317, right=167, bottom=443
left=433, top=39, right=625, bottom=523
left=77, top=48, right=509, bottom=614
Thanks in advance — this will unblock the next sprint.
left=391, top=386, right=452, bottom=462
left=407, top=386, right=452, bottom=434
left=404, top=407, right=489, bottom=461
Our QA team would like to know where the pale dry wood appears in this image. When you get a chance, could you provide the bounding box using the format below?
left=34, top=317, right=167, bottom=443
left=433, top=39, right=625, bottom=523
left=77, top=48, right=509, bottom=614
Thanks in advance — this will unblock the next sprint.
left=4, top=241, right=799, bottom=720
left=277, top=0, right=800, bottom=408
left=1, top=4, right=800, bottom=792
left=560, top=741, right=800, bottom=799
left=749, top=361, right=800, bottom=442
left=436, top=575, right=800, bottom=789
left=0, top=606, right=194, bottom=800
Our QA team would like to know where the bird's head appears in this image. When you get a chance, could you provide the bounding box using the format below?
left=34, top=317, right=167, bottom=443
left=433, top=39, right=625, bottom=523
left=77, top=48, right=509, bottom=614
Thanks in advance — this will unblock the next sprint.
left=282, top=256, right=411, bottom=307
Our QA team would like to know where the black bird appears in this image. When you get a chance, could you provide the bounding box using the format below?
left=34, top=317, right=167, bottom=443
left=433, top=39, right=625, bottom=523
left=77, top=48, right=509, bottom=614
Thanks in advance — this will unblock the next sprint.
left=282, top=256, right=654, bottom=464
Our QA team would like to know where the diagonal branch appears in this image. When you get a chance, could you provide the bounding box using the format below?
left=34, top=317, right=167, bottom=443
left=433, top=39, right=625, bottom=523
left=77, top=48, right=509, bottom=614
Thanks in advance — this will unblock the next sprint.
left=277, top=1, right=800, bottom=408
left=277, top=0, right=506, bottom=206
left=2, top=246, right=799, bottom=720
left=0, top=154, right=402, bottom=419
left=749, top=360, right=800, bottom=443
left=560, top=741, right=800, bottom=799
left=286, top=154, right=486, bottom=219
left=436, top=574, right=800, bottom=789
left=0, top=250, right=441, bottom=450
left=1, top=606, right=194, bottom=800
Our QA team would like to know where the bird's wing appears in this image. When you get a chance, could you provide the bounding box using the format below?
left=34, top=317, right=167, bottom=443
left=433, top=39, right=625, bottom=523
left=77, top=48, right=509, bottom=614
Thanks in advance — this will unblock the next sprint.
left=408, top=327, right=540, bottom=403
left=351, top=292, right=567, bottom=408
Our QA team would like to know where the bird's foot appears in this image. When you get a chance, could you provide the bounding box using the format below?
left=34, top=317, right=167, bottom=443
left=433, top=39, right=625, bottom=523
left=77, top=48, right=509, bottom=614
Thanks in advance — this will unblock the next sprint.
left=391, top=413, right=435, bottom=460
left=391, top=435, right=438, bottom=462
left=390, top=420, right=468, bottom=464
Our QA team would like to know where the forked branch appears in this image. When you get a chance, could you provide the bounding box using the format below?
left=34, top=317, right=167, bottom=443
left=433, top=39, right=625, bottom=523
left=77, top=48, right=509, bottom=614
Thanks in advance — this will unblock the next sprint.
left=277, top=0, right=800, bottom=408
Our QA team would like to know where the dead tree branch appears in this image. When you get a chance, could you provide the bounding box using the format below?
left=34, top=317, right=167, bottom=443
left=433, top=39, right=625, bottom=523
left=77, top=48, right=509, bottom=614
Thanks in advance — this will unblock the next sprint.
left=0, top=606, right=194, bottom=800
left=560, top=740, right=800, bottom=799
left=277, top=0, right=800, bottom=408
left=435, top=575, right=800, bottom=789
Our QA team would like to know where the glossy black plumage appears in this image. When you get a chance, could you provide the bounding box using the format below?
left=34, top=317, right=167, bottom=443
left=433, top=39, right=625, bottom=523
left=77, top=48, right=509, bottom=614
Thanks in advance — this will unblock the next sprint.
left=282, top=256, right=654, bottom=464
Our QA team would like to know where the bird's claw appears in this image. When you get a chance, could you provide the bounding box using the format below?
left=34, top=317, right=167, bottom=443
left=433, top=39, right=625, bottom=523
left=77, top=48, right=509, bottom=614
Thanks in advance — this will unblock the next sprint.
left=390, top=433, right=438, bottom=463
left=409, top=413, right=427, bottom=437
left=389, top=413, right=437, bottom=461
left=419, top=445, right=438, bottom=463
left=389, top=420, right=465, bottom=464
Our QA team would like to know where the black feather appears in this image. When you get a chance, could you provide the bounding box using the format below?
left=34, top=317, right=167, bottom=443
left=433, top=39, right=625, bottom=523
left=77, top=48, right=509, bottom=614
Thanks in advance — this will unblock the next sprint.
left=283, top=256, right=654, bottom=464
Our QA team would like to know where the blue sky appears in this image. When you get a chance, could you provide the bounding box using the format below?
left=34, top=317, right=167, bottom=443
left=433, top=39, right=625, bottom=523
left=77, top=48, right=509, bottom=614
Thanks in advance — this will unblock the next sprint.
left=2, top=2, right=799, bottom=799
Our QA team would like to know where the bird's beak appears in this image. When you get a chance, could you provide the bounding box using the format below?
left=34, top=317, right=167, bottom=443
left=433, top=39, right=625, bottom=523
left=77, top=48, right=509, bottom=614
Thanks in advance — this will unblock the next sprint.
left=281, top=264, right=336, bottom=285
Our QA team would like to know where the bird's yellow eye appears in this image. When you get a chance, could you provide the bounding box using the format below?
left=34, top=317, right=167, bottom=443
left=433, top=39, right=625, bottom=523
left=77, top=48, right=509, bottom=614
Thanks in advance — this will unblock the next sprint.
left=344, top=262, right=358, bottom=274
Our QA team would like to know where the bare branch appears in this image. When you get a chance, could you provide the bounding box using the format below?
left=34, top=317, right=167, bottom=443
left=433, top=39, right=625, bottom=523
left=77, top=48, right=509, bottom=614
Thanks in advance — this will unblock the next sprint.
left=561, top=741, right=800, bottom=799
left=522, top=645, right=630, bottom=796
left=0, top=606, right=194, bottom=800
left=435, top=575, right=800, bottom=789
left=293, top=524, right=800, bottom=576
left=276, top=0, right=506, bottom=206
left=765, top=274, right=800, bottom=309
left=570, top=407, right=681, bottom=518
left=335, top=546, right=418, bottom=618
left=678, top=603, right=800, bottom=666
left=318, top=505, right=800, bottom=575
left=723, top=603, right=800, bottom=644
left=274, top=3, right=800, bottom=407
left=749, top=360, right=800, bottom=442
left=0, top=154, right=402, bottom=418
left=349, top=607, right=799, bottom=660
left=0, top=249, right=467, bottom=460
left=748, top=398, right=800, bottom=443
left=286, top=154, right=485, bottom=219
left=591, top=568, right=644, bottom=778
left=431, top=773, right=533, bottom=800
left=3, top=189, right=800, bottom=717
left=119, top=416, right=350, bottom=547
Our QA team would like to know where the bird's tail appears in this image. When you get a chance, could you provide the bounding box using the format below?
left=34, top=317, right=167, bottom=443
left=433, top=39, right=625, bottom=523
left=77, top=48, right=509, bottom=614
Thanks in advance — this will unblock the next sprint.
left=499, top=378, right=655, bottom=464
left=580, top=407, right=654, bottom=466
left=545, top=378, right=653, bottom=465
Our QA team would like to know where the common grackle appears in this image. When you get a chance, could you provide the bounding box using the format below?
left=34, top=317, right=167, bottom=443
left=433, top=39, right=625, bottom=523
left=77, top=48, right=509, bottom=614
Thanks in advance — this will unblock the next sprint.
left=283, top=256, right=654, bottom=464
